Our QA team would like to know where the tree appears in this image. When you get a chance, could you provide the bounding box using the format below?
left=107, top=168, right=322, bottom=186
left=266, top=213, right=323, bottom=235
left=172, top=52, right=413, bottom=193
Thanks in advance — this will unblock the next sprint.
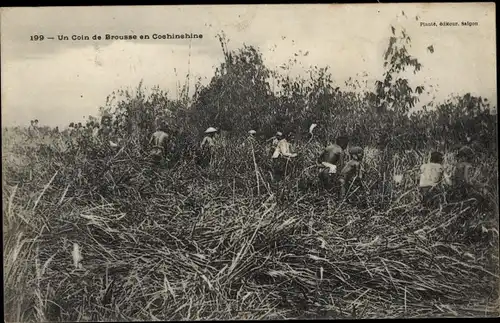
left=188, top=34, right=273, bottom=135
left=375, top=23, right=425, bottom=117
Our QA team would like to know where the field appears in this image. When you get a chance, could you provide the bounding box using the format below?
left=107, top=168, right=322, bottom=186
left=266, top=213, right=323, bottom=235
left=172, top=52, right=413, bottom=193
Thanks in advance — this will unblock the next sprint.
left=3, top=26, right=499, bottom=321
left=3, top=124, right=499, bottom=321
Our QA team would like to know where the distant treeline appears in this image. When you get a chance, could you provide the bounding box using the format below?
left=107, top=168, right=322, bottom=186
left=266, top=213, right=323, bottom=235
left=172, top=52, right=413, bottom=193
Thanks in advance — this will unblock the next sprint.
left=37, top=25, right=498, bottom=157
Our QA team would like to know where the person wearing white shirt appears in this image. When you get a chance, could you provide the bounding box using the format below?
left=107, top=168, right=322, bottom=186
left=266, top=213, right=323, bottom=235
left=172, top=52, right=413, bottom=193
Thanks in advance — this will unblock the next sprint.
left=270, top=132, right=298, bottom=182
left=418, top=151, right=446, bottom=207
left=271, top=133, right=298, bottom=159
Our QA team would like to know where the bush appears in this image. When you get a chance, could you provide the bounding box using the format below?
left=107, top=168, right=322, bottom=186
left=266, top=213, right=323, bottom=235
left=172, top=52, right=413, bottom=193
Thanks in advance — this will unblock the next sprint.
left=3, top=20, right=498, bottom=321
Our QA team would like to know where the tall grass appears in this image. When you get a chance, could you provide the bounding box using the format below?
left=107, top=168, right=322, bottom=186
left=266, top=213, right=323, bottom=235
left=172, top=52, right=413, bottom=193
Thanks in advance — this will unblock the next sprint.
left=3, top=23, right=498, bottom=320
left=3, top=124, right=498, bottom=321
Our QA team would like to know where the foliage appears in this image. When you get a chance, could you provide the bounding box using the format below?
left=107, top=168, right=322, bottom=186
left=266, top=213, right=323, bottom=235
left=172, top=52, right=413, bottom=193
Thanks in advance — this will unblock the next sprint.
left=3, top=18, right=498, bottom=321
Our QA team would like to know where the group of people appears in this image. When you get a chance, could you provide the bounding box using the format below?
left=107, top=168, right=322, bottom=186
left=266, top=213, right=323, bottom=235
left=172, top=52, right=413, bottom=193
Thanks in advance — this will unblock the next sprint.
left=418, top=145, right=489, bottom=208
left=150, top=125, right=489, bottom=208
left=64, top=113, right=120, bottom=147
left=27, top=114, right=116, bottom=145
left=29, top=115, right=488, bottom=209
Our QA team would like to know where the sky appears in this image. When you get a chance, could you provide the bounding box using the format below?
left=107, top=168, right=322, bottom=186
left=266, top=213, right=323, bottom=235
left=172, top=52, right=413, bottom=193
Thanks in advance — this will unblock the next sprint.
left=1, top=3, right=497, bottom=128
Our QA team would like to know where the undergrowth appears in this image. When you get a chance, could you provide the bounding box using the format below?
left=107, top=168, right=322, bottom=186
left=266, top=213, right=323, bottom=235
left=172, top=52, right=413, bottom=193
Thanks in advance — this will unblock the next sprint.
left=3, top=127, right=499, bottom=321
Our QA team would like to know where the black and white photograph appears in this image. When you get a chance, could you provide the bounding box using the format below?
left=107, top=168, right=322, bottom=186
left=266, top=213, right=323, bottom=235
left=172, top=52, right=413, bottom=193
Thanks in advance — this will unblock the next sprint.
left=2, top=3, right=498, bottom=321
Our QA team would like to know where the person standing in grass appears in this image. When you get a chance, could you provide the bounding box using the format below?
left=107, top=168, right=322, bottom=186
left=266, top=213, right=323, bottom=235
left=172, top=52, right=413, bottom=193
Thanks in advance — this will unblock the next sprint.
left=201, top=127, right=217, bottom=149
left=271, top=132, right=298, bottom=182
left=199, top=127, right=217, bottom=167
left=265, top=131, right=282, bottom=155
left=149, top=129, right=170, bottom=162
left=339, top=146, right=365, bottom=202
left=241, top=129, right=257, bottom=148
left=271, top=132, right=298, bottom=159
left=318, top=136, right=349, bottom=191
left=98, top=112, right=114, bottom=141
left=418, top=151, right=446, bottom=208
left=270, top=131, right=282, bottom=146
left=100, top=111, right=112, bottom=128
left=97, top=124, right=120, bottom=149
left=241, top=129, right=261, bottom=173
left=451, top=146, right=489, bottom=203
left=28, top=119, right=40, bottom=139
left=452, top=146, right=475, bottom=200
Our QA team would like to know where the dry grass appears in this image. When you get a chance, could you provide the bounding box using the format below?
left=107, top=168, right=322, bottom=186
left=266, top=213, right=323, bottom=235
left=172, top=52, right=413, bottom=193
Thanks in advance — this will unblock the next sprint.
left=3, top=127, right=499, bottom=321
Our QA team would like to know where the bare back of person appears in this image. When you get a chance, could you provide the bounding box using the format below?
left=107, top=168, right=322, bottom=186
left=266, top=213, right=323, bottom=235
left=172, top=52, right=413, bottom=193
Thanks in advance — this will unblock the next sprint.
left=150, top=131, right=170, bottom=158
left=320, top=144, right=344, bottom=168
left=317, top=144, right=345, bottom=192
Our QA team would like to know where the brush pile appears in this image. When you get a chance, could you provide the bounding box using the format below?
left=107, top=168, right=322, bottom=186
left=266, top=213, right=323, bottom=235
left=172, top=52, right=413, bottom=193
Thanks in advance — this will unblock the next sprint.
left=3, top=129, right=499, bottom=321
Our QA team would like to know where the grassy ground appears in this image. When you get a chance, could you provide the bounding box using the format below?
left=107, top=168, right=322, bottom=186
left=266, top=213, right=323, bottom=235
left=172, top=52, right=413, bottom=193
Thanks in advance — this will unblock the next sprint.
left=3, top=127, right=499, bottom=321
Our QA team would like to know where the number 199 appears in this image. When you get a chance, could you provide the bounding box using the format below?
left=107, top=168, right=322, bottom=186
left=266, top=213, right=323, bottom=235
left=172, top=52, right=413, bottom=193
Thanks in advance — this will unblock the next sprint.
left=30, top=35, right=44, bottom=41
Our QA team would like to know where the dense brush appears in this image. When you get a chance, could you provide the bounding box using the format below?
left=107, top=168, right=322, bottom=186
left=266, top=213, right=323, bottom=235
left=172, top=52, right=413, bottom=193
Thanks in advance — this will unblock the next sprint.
left=3, top=127, right=498, bottom=321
